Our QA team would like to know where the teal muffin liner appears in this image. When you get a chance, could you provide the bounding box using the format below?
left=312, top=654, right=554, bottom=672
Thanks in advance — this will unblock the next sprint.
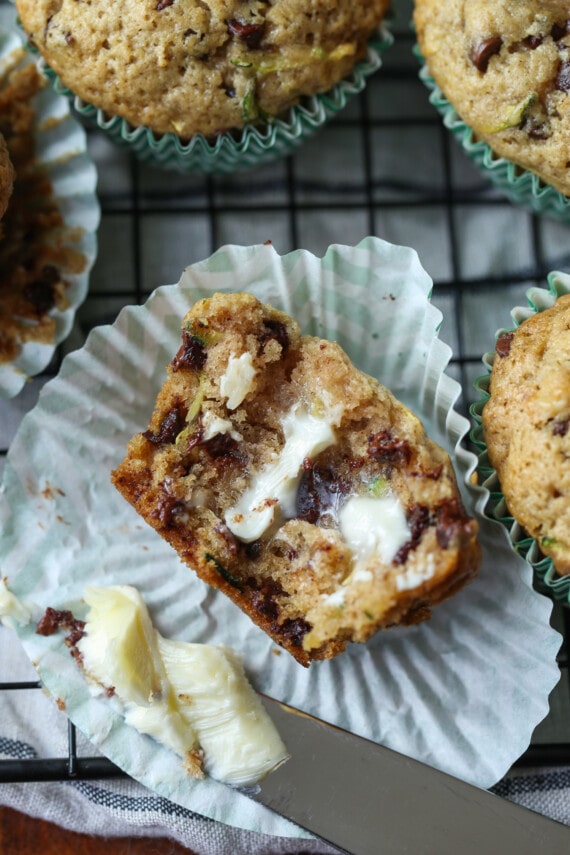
left=34, top=28, right=392, bottom=175
left=414, top=45, right=570, bottom=224
left=470, top=270, right=570, bottom=606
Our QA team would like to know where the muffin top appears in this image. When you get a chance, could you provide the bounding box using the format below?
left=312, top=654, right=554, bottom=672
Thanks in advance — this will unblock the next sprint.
left=16, top=0, right=390, bottom=139
left=482, top=294, right=570, bottom=575
left=0, top=132, right=14, bottom=225
left=414, top=0, right=570, bottom=195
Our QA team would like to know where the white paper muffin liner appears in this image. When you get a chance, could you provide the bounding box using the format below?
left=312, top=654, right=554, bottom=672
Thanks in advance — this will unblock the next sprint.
left=0, top=10, right=100, bottom=398
left=471, top=270, right=570, bottom=606
left=0, top=238, right=561, bottom=839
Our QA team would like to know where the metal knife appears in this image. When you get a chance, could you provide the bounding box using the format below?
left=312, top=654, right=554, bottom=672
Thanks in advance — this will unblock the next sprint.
left=253, top=695, right=570, bottom=855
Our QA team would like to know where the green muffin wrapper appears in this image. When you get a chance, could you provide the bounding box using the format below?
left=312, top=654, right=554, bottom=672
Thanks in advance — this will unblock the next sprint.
left=470, top=270, right=570, bottom=606
left=415, top=45, right=570, bottom=224
left=33, top=28, right=392, bottom=174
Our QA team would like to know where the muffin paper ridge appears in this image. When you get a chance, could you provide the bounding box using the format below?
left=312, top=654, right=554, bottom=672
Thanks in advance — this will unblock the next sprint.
left=470, top=270, right=570, bottom=605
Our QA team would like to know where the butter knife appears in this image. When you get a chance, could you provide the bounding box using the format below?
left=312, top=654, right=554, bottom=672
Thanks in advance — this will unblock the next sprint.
left=254, top=695, right=570, bottom=855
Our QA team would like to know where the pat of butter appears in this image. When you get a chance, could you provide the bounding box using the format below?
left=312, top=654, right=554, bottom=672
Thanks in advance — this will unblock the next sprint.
left=77, top=585, right=168, bottom=708
left=157, top=636, right=289, bottom=786
left=220, top=352, right=256, bottom=410
left=225, top=406, right=337, bottom=542
left=77, top=585, right=288, bottom=786
left=339, top=494, right=411, bottom=565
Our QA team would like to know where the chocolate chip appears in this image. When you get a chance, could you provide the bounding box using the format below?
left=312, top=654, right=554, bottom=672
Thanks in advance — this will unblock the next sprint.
left=156, top=0, right=174, bottom=10
left=522, top=35, right=543, bottom=50
left=553, top=419, right=569, bottom=437
left=393, top=505, right=432, bottom=565
left=469, top=37, right=503, bottom=72
left=551, top=21, right=570, bottom=41
left=152, top=493, right=185, bottom=527
left=143, top=399, right=187, bottom=445
left=171, top=330, right=207, bottom=371
left=258, top=320, right=290, bottom=355
left=368, top=430, right=411, bottom=465
left=435, top=498, right=472, bottom=549
left=495, top=331, right=514, bottom=358
left=227, top=19, right=265, bottom=49
left=277, top=617, right=311, bottom=648
left=296, top=462, right=351, bottom=524
left=555, top=60, right=570, bottom=92
left=522, top=117, right=550, bottom=140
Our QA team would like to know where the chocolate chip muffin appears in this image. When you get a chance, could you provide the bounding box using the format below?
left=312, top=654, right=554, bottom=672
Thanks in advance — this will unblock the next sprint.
left=0, top=59, right=77, bottom=364
left=112, top=293, right=481, bottom=666
left=414, top=0, right=570, bottom=196
left=16, top=0, right=390, bottom=139
left=483, top=295, right=570, bottom=575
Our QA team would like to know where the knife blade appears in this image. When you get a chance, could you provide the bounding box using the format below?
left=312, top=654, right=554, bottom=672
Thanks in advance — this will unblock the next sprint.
left=252, top=695, right=570, bottom=855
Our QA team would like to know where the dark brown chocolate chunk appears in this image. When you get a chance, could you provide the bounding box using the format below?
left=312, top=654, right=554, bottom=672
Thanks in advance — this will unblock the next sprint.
left=258, top=320, right=290, bottom=355
left=171, top=330, right=207, bottom=372
left=296, top=461, right=351, bottom=524
left=435, top=497, right=472, bottom=549
left=201, top=432, right=240, bottom=459
left=495, top=331, right=514, bottom=358
left=522, top=117, right=551, bottom=140
left=152, top=492, right=185, bottom=527
left=469, top=36, right=503, bottom=72
left=555, top=60, right=570, bottom=92
left=553, top=419, right=569, bottom=437
left=521, top=35, right=543, bottom=50
left=156, top=0, right=174, bottom=10
left=227, top=19, right=265, bottom=49
left=551, top=21, right=570, bottom=42
left=143, top=399, right=187, bottom=445
left=393, top=505, right=432, bottom=565
left=276, top=617, right=311, bottom=648
left=367, top=430, right=412, bottom=465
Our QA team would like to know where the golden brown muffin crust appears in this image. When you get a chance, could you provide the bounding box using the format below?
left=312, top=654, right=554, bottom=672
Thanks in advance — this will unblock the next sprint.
left=483, top=294, right=570, bottom=575
left=414, top=0, right=570, bottom=195
left=16, top=0, right=390, bottom=138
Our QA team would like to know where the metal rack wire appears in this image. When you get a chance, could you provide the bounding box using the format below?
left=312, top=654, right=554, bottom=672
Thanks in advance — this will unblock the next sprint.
left=1, top=0, right=569, bottom=790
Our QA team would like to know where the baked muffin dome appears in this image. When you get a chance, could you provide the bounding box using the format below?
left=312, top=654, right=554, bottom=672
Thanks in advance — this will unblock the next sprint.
left=414, top=0, right=570, bottom=195
left=483, top=294, right=570, bottom=575
left=16, top=0, right=390, bottom=139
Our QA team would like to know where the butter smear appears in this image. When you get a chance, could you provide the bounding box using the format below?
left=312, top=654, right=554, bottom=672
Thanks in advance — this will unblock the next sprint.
left=77, top=585, right=289, bottom=786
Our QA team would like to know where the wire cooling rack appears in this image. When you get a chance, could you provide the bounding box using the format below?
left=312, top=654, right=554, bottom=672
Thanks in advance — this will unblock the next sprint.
left=1, top=0, right=570, bottom=790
